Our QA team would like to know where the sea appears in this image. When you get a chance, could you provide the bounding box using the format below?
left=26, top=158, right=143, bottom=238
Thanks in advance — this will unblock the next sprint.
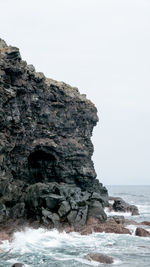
left=0, top=185, right=150, bottom=267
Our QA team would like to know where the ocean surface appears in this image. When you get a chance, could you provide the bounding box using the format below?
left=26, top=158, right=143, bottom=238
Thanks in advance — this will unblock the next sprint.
left=0, top=185, right=150, bottom=267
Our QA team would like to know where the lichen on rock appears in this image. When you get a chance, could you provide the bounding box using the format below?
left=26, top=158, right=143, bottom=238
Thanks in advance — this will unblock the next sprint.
left=0, top=38, right=108, bottom=230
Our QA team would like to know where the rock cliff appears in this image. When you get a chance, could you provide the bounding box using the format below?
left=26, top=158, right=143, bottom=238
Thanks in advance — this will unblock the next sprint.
left=0, top=38, right=108, bottom=230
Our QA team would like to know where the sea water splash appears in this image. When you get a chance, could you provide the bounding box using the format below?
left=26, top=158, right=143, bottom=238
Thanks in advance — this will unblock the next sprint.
left=107, top=185, right=150, bottom=222
left=0, top=186, right=150, bottom=267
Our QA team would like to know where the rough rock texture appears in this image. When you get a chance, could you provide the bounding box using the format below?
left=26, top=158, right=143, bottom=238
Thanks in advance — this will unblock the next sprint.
left=0, top=38, right=108, bottom=230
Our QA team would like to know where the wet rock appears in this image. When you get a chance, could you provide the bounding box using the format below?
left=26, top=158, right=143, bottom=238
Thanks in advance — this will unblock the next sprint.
left=131, top=209, right=139, bottom=216
left=80, top=218, right=131, bottom=235
left=135, top=227, right=150, bottom=237
left=141, top=221, right=150, bottom=226
left=93, top=222, right=131, bottom=235
left=112, top=197, right=139, bottom=215
left=85, top=253, right=114, bottom=264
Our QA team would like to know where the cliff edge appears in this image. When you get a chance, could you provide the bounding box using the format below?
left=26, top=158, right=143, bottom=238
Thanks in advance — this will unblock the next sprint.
left=0, top=39, right=108, bottom=230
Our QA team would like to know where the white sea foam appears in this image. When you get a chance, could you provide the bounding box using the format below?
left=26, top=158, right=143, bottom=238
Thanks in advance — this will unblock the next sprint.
left=126, top=224, right=137, bottom=235
left=105, top=208, right=131, bottom=217
left=137, top=204, right=150, bottom=213
left=0, top=186, right=150, bottom=266
left=0, top=226, right=150, bottom=267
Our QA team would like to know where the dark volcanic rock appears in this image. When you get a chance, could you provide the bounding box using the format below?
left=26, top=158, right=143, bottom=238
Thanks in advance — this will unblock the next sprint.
left=111, top=197, right=139, bottom=215
left=0, top=39, right=108, bottom=229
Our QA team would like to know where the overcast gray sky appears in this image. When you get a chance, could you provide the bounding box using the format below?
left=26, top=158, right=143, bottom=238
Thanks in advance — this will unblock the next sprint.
left=1, top=0, right=150, bottom=185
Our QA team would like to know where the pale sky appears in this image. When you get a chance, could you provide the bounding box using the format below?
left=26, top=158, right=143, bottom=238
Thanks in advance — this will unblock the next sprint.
left=1, top=0, right=150, bottom=185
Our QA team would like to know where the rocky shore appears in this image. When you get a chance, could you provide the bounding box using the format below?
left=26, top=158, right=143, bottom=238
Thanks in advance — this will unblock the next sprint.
left=0, top=38, right=108, bottom=233
left=0, top=39, right=150, bottom=258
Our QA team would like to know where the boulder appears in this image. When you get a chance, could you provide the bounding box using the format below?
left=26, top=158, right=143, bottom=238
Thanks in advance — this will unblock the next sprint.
left=67, top=210, right=78, bottom=225
left=93, top=222, right=131, bottom=235
left=74, top=205, right=88, bottom=228
left=42, top=208, right=60, bottom=228
left=112, top=198, right=139, bottom=215
left=80, top=218, right=131, bottom=235
left=88, top=200, right=107, bottom=222
left=85, top=253, right=114, bottom=264
left=135, top=227, right=150, bottom=237
left=58, top=201, right=71, bottom=217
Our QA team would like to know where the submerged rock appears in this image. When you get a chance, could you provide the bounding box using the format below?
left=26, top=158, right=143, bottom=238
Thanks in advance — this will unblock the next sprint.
left=0, top=39, right=108, bottom=230
left=135, top=227, right=150, bottom=237
left=85, top=253, right=114, bottom=264
left=141, top=221, right=150, bottom=226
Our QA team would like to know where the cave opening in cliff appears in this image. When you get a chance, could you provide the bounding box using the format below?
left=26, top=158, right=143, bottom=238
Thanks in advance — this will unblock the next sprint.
left=28, top=150, right=57, bottom=183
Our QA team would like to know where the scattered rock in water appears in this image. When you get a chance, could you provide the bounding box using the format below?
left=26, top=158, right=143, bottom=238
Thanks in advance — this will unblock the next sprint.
left=141, top=221, right=150, bottom=226
left=109, top=197, right=139, bottom=215
left=80, top=217, right=131, bottom=235
left=93, top=222, right=131, bottom=235
left=85, top=253, right=114, bottom=264
left=135, top=227, right=150, bottom=237
left=131, top=209, right=139, bottom=216
left=0, top=248, right=4, bottom=253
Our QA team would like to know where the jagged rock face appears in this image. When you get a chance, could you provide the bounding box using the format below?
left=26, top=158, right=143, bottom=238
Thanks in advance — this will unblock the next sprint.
left=0, top=39, right=108, bottom=228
